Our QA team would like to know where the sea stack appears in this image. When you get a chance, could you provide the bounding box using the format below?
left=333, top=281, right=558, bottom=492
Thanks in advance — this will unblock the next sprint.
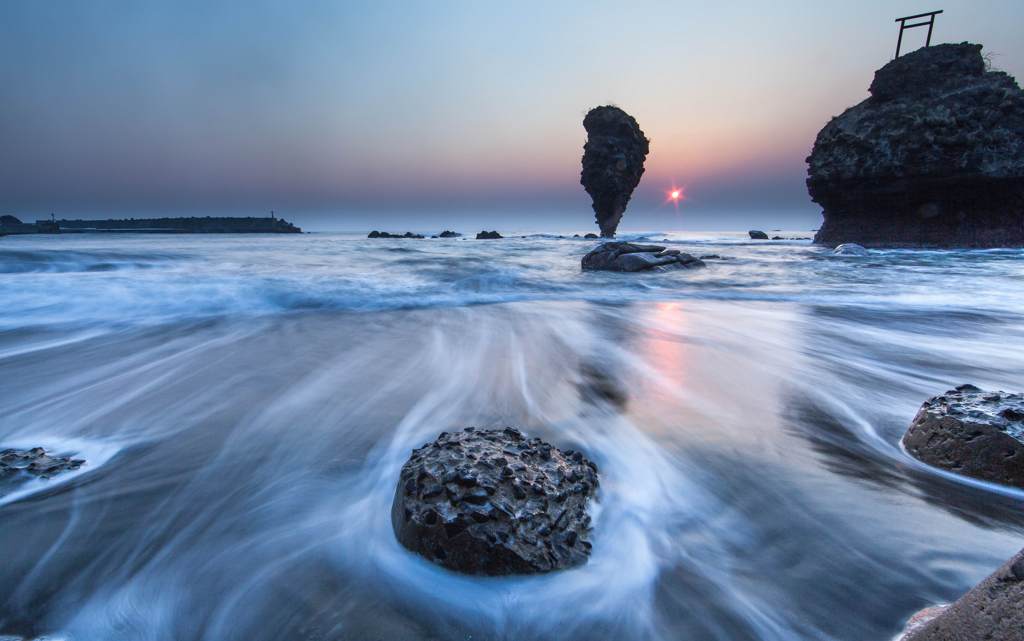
left=581, top=106, right=650, bottom=237
left=807, top=43, right=1024, bottom=247
left=391, top=427, right=598, bottom=575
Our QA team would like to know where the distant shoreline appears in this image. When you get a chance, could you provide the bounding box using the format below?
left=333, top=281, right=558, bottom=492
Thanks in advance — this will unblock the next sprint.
left=0, top=215, right=302, bottom=235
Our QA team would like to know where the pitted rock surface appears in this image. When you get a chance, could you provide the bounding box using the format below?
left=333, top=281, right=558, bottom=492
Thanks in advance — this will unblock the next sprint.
left=391, top=427, right=598, bottom=575
left=581, top=242, right=705, bottom=272
left=807, top=43, right=1024, bottom=247
left=901, top=547, right=1024, bottom=641
left=580, top=106, right=649, bottom=237
left=902, top=384, right=1024, bottom=487
left=1, top=447, right=85, bottom=496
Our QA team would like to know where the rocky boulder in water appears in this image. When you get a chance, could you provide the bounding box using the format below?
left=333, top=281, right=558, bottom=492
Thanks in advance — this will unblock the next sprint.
left=580, top=106, right=649, bottom=237
left=581, top=242, right=705, bottom=272
left=1, top=447, right=84, bottom=497
left=748, top=230, right=769, bottom=240
left=391, top=427, right=598, bottom=575
left=807, top=43, right=1024, bottom=247
left=899, top=547, right=1024, bottom=641
left=368, top=231, right=425, bottom=239
left=475, top=230, right=502, bottom=239
left=902, top=384, right=1024, bottom=488
left=437, top=230, right=462, bottom=238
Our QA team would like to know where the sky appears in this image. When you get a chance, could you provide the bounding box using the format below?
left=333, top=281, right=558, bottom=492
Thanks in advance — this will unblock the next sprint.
left=2, top=1, right=1023, bottom=232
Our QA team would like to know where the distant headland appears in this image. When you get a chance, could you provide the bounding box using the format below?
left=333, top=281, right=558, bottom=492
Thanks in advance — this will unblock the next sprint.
left=0, top=214, right=301, bottom=235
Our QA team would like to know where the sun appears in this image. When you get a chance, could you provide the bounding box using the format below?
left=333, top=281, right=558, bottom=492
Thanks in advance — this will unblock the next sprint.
left=670, top=189, right=682, bottom=201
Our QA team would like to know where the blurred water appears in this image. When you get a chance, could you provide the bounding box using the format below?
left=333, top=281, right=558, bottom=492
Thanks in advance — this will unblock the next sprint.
left=1, top=231, right=1022, bottom=641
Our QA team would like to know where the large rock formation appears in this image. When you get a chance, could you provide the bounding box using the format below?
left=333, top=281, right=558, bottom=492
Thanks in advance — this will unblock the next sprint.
left=902, top=384, right=1024, bottom=488
left=581, top=242, right=705, bottom=272
left=807, top=43, right=1024, bottom=247
left=899, top=547, right=1024, bottom=641
left=581, top=106, right=650, bottom=237
left=391, top=427, right=598, bottom=575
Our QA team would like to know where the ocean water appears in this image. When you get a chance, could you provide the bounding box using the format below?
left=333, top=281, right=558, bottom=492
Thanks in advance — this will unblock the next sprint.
left=1, top=231, right=1023, bottom=641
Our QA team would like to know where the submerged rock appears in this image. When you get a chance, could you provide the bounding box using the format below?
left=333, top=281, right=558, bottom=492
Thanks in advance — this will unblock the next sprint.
left=580, top=106, right=649, bottom=237
left=748, top=230, right=769, bottom=240
left=807, top=43, right=1024, bottom=247
left=391, top=427, right=598, bottom=575
left=899, top=547, right=1024, bottom=641
left=833, top=243, right=868, bottom=256
left=581, top=242, right=705, bottom=272
left=0, top=444, right=83, bottom=483
left=475, top=230, right=502, bottom=239
left=902, top=384, right=1024, bottom=488
left=584, top=233, right=599, bottom=239
left=368, top=231, right=425, bottom=239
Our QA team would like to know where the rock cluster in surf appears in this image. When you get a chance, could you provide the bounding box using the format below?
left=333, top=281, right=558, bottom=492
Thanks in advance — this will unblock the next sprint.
left=807, top=43, right=1024, bottom=247
left=368, top=231, right=425, bottom=239
left=475, top=230, right=503, bottom=239
left=391, top=427, right=598, bottom=575
left=1, top=447, right=84, bottom=494
left=902, top=384, right=1024, bottom=488
left=581, top=242, right=705, bottom=272
left=581, top=106, right=649, bottom=237
left=898, top=547, right=1024, bottom=641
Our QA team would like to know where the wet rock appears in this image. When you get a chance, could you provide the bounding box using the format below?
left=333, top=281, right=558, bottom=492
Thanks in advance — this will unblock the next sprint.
left=807, top=43, right=1024, bottom=248
left=581, top=242, right=705, bottom=272
left=475, top=230, right=503, bottom=240
left=902, top=384, right=1024, bottom=488
left=368, top=231, right=425, bottom=239
left=391, top=427, right=599, bottom=575
left=580, top=106, right=649, bottom=237
left=748, top=230, right=769, bottom=239
left=899, top=547, right=1024, bottom=641
left=833, top=243, right=868, bottom=256
left=1, top=447, right=84, bottom=495
left=437, top=230, right=462, bottom=238
left=584, top=233, right=599, bottom=239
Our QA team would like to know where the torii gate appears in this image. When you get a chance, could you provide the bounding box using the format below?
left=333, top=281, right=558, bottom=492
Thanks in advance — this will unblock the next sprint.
left=894, top=10, right=943, bottom=59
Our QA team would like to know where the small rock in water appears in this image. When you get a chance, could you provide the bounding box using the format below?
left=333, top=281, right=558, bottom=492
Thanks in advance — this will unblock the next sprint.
left=581, top=242, right=705, bottom=272
left=437, top=230, right=462, bottom=238
left=1, top=447, right=85, bottom=496
left=475, top=230, right=502, bottom=239
left=833, top=243, right=868, bottom=256
left=902, top=384, right=1024, bottom=488
left=748, top=230, right=769, bottom=240
left=391, top=427, right=599, bottom=575
left=368, top=231, right=425, bottom=239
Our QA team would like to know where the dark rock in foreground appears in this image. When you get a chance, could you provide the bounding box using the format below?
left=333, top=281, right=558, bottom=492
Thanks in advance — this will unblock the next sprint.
left=748, top=230, right=769, bottom=239
left=392, top=427, right=598, bottom=575
left=581, top=242, right=705, bottom=272
left=368, top=231, right=424, bottom=239
left=902, top=384, right=1024, bottom=488
left=807, top=43, right=1024, bottom=248
left=475, top=230, right=502, bottom=239
left=899, top=547, right=1024, bottom=641
left=580, top=106, right=649, bottom=237
left=1, top=447, right=84, bottom=494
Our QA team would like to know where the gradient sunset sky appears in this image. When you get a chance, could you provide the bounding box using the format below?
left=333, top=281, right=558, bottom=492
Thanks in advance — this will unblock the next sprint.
left=2, top=1, right=1023, bottom=231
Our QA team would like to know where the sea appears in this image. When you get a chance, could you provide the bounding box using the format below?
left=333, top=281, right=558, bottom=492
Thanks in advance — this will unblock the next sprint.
left=1, top=230, right=1023, bottom=641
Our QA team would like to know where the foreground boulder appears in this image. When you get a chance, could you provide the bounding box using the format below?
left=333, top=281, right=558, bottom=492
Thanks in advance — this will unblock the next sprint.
left=902, top=384, right=1024, bottom=488
left=368, top=231, right=424, bottom=239
left=807, top=43, right=1024, bottom=248
left=391, top=427, right=598, bottom=575
left=899, top=547, right=1024, bottom=641
left=475, top=230, right=502, bottom=239
left=580, top=106, right=649, bottom=237
left=581, top=242, right=705, bottom=272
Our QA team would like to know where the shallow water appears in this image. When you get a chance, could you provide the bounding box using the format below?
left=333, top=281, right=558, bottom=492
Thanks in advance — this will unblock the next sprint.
left=1, top=231, right=1023, bottom=641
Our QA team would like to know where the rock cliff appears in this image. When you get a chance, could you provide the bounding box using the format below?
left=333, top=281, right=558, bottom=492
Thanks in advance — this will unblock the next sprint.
left=581, top=106, right=649, bottom=237
left=807, top=43, right=1024, bottom=247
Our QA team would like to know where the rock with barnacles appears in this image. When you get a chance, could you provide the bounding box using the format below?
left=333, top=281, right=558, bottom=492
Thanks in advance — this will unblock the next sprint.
left=902, top=384, right=1024, bottom=488
left=391, top=427, right=599, bottom=575
left=1, top=447, right=85, bottom=497
left=580, top=106, right=650, bottom=237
